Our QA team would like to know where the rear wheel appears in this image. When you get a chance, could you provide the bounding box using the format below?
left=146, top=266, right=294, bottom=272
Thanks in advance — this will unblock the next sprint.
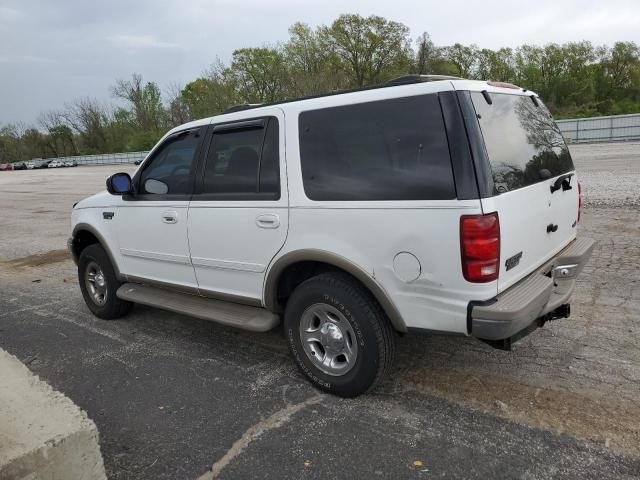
left=284, top=272, right=395, bottom=397
left=78, top=244, right=132, bottom=319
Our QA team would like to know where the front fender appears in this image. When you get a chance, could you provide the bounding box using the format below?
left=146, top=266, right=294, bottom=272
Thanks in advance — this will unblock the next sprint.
left=70, top=218, right=123, bottom=281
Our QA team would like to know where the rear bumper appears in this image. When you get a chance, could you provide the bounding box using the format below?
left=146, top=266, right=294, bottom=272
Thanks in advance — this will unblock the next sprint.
left=470, top=237, right=595, bottom=341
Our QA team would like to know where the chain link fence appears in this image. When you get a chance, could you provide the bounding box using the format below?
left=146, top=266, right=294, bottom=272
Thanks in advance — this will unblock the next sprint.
left=557, top=113, right=640, bottom=143
left=40, top=112, right=640, bottom=166
left=46, top=151, right=149, bottom=166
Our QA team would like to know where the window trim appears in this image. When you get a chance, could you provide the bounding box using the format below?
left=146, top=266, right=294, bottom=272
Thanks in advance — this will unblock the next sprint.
left=456, top=91, right=495, bottom=198
left=126, top=127, right=205, bottom=202
left=212, top=119, right=265, bottom=133
left=438, top=91, right=480, bottom=200
left=193, top=116, right=281, bottom=201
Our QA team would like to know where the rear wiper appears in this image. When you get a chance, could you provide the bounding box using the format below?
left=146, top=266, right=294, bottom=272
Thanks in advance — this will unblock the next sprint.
left=550, top=173, right=574, bottom=193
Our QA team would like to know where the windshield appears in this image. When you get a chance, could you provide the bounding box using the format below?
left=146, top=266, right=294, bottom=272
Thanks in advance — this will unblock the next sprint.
left=471, top=92, right=575, bottom=195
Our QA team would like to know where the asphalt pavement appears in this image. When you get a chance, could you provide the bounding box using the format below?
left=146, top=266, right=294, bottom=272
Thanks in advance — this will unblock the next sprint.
left=1, top=147, right=639, bottom=479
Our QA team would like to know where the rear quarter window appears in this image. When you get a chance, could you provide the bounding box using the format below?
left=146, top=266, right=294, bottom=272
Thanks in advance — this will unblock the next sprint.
left=298, top=94, right=455, bottom=201
left=471, top=92, right=574, bottom=194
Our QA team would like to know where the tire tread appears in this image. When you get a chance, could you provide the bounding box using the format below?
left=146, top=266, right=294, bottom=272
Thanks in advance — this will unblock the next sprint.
left=286, top=272, right=395, bottom=396
left=78, top=244, right=132, bottom=320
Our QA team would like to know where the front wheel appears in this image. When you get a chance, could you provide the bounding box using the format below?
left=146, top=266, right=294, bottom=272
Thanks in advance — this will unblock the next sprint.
left=284, top=272, right=395, bottom=397
left=78, top=243, right=132, bottom=319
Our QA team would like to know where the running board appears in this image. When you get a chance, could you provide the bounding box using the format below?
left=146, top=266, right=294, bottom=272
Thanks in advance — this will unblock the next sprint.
left=116, top=283, right=279, bottom=332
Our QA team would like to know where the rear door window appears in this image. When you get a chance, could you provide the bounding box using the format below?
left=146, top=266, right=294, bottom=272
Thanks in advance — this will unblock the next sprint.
left=200, top=117, right=280, bottom=199
left=471, top=92, right=574, bottom=194
left=299, top=94, right=455, bottom=201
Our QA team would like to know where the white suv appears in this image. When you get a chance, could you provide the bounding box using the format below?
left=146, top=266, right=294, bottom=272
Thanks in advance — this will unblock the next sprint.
left=69, top=76, right=594, bottom=397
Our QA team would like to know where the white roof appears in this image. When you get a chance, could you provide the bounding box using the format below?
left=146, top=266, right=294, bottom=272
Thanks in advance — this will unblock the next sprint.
left=166, top=79, right=538, bottom=136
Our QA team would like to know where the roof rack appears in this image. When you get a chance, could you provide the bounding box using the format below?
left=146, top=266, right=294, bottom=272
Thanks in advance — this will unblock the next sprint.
left=220, top=74, right=464, bottom=115
left=224, top=103, right=263, bottom=114
left=385, top=74, right=463, bottom=86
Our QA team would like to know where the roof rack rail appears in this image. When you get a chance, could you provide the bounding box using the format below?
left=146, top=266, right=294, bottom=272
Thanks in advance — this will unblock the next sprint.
left=385, top=74, right=463, bottom=86
left=224, top=103, right=263, bottom=114
left=216, top=75, right=464, bottom=115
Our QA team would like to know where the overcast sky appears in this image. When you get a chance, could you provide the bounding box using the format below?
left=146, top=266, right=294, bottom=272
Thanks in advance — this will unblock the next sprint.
left=1, top=0, right=639, bottom=125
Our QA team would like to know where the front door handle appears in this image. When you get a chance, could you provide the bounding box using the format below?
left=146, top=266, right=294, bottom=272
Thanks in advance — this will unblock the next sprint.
left=161, top=210, right=178, bottom=224
left=256, top=214, right=280, bottom=229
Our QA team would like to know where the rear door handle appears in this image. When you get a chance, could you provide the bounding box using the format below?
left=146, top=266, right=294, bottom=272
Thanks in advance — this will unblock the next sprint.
left=256, top=214, right=280, bottom=229
left=161, top=210, right=178, bottom=224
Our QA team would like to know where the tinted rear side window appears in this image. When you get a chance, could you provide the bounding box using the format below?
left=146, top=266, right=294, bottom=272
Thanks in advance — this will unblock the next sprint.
left=471, top=92, right=574, bottom=194
left=299, top=94, right=455, bottom=201
left=201, top=118, right=280, bottom=199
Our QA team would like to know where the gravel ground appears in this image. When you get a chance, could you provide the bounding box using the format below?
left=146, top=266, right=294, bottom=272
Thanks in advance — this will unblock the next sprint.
left=0, top=145, right=639, bottom=479
left=571, top=141, right=640, bottom=208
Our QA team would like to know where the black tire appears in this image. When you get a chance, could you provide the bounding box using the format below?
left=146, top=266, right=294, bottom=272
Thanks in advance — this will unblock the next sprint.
left=78, top=243, right=132, bottom=319
left=284, top=272, right=395, bottom=397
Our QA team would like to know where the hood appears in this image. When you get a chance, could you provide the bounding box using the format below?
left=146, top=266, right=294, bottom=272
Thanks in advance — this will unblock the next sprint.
left=74, top=190, right=120, bottom=209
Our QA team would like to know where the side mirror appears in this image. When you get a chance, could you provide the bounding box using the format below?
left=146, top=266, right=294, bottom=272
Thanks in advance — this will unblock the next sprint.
left=143, top=178, right=169, bottom=195
left=106, top=173, right=133, bottom=195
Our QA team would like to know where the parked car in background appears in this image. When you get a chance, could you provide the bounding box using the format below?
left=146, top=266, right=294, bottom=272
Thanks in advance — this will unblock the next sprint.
left=0, top=163, right=12, bottom=171
left=134, top=159, right=143, bottom=165
left=48, top=160, right=62, bottom=168
left=26, top=161, right=36, bottom=169
left=35, top=160, right=51, bottom=169
left=12, top=161, right=27, bottom=170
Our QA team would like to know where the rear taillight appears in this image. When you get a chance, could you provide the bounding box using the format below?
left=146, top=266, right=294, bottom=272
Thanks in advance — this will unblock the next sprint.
left=460, top=213, right=500, bottom=283
left=577, top=181, right=582, bottom=222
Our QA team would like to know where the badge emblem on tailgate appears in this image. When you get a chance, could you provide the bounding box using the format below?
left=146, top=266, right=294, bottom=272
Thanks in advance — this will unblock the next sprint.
left=505, top=251, right=523, bottom=271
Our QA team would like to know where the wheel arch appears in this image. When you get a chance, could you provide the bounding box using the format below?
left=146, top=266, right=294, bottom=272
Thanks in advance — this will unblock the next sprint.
left=264, top=249, right=407, bottom=333
left=71, top=223, right=123, bottom=280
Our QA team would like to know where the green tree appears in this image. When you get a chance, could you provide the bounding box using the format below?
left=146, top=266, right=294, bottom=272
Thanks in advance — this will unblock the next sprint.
left=181, top=61, right=241, bottom=119
left=476, top=48, right=515, bottom=82
left=39, top=110, right=76, bottom=157
left=47, top=125, right=76, bottom=157
left=284, top=22, right=347, bottom=96
left=444, top=43, right=479, bottom=78
left=62, top=98, right=109, bottom=154
left=594, top=42, right=640, bottom=102
left=21, top=128, right=48, bottom=159
left=228, top=47, right=290, bottom=103
left=3, top=14, right=640, bottom=161
left=112, top=73, right=167, bottom=132
left=320, top=14, right=411, bottom=86
left=0, top=124, right=24, bottom=162
left=166, top=82, right=191, bottom=127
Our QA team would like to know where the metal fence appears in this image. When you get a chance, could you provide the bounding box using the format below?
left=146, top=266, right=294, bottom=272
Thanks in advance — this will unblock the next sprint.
left=41, top=112, right=639, bottom=165
left=557, top=113, right=640, bottom=143
left=48, top=151, right=149, bottom=166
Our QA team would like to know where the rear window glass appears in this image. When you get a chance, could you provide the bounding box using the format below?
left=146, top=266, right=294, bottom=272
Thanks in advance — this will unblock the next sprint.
left=299, top=94, right=455, bottom=201
left=471, top=92, right=574, bottom=194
